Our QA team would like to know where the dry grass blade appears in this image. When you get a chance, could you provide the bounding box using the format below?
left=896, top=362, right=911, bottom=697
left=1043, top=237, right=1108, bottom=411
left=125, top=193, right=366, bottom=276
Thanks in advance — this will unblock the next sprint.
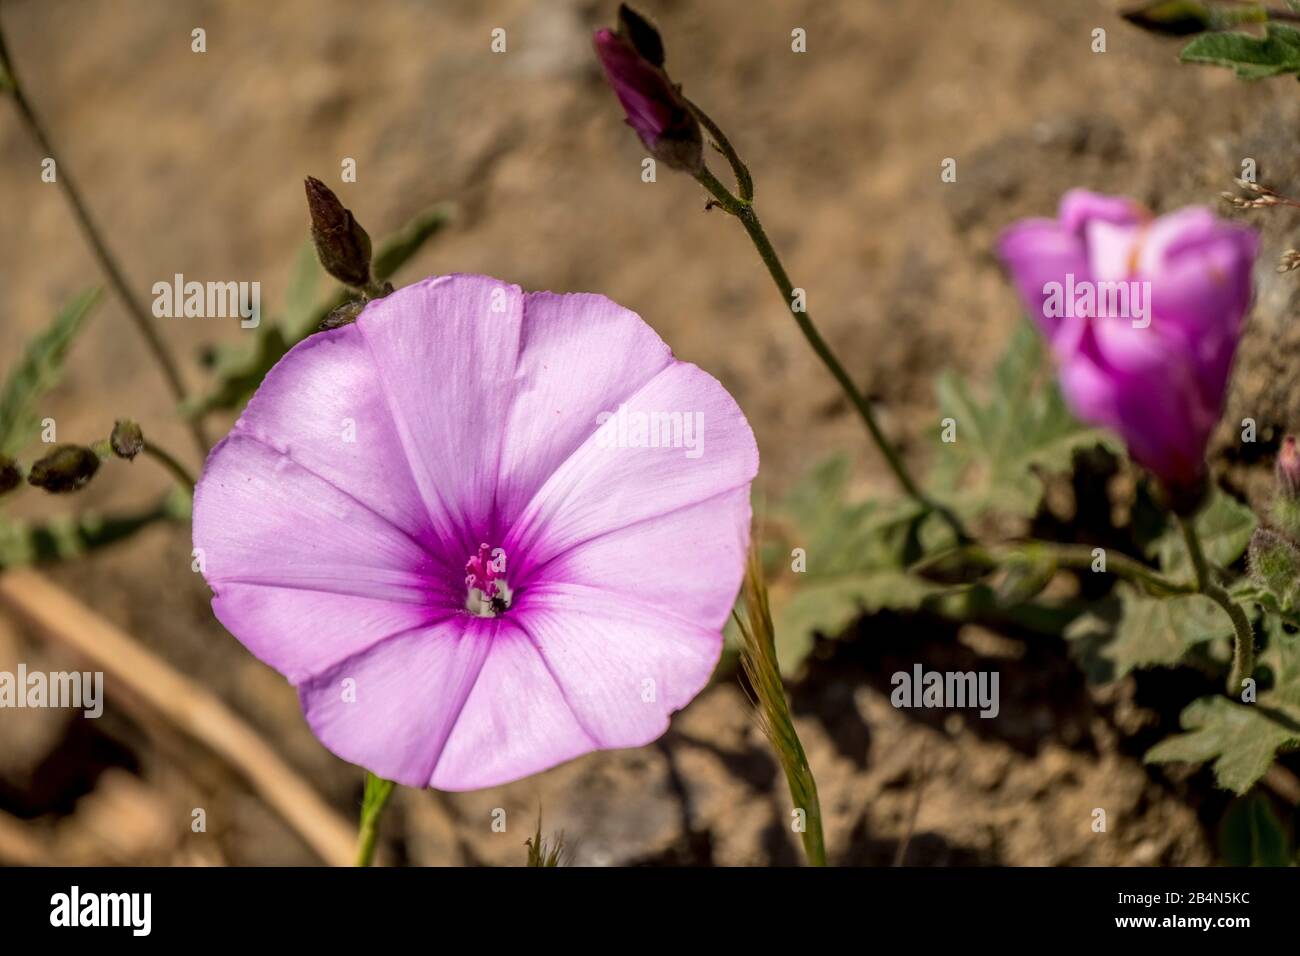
left=0, top=567, right=355, bottom=866
left=525, top=810, right=566, bottom=867
left=734, top=544, right=827, bottom=866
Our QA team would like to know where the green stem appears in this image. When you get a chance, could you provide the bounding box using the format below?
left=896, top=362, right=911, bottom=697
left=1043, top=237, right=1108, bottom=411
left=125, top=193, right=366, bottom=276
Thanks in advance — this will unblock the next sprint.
left=1050, top=543, right=1195, bottom=594
left=0, top=17, right=209, bottom=459
left=685, top=98, right=752, bottom=201
left=692, top=164, right=965, bottom=540
left=144, top=442, right=197, bottom=493
left=355, top=773, right=396, bottom=867
left=1179, top=517, right=1255, bottom=695
left=912, top=540, right=1196, bottom=596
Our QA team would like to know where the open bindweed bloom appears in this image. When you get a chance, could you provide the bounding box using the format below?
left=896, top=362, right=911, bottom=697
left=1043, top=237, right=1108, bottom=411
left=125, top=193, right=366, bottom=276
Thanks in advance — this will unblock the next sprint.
left=998, top=190, right=1257, bottom=503
left=192, top=275, right=757, bottom=790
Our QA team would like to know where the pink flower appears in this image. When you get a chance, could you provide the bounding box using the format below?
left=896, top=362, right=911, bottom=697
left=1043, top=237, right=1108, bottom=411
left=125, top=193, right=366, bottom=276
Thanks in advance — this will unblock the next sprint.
left=192, top=275, right=757, bottom=790
left=998, top=190, right=1257, bottom=496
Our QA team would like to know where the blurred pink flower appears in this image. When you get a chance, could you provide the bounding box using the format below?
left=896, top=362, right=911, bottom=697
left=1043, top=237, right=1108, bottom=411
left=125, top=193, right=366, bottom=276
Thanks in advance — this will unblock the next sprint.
left=998, top=189, right=1257, bottom=497
left=192, top=275, right=757, bottom=790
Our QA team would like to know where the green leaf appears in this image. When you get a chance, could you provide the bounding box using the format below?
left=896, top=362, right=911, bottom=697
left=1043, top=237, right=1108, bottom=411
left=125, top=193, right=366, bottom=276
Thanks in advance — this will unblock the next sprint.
left=763, top=457, right=941, bottom=674
left=775, top=570, right=945, bottom=670
left=1146, top=695, right=1300, bottom=793
left=280, top=240, right=324, bottom=341
left=1066, top=583, right=1234, bottom=681
left=1220, top=793, right=1292, bottom=866
left=0, top=491, right=183, bottom=568
left=1149, top=488, right=1257, bottom=579
left=0, top=288, right=101, bottom=456
left=185, top=204, right=453, bottom=420
left=1180, top=23, right=1300, bottom=79
left=928, top=320, right=1114, bottom=519
left=1146, top=617, right=1300, bottom=793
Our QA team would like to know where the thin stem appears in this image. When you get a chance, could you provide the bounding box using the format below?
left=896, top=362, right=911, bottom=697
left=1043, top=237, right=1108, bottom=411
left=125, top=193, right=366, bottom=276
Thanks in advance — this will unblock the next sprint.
left=1179, top=517, right=1256, bottom=695
left=685, top=98, right=752, bottom=201
left=354, top=773, right=396, bottom=867
left=144, top=442, right=197, bottom=494
left=1214, top=1, right=1300, bottom=22
left=912, top=540, right=1196, bottom=596
left=700, top=166, right=966, bottom=539
left=1257, top=4, right=1300, bottom=23
left=1042, top=542, right=1196, bottom=595
left=0, top=19, right=209, bottom=458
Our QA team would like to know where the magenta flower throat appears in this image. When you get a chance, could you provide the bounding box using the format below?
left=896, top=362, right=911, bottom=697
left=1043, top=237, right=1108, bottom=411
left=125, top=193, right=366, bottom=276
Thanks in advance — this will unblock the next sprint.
left=192, top=274, right=758, bottom=790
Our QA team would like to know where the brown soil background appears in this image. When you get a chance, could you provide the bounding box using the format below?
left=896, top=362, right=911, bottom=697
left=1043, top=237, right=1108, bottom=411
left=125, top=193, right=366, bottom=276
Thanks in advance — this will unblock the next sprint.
left=2, top=0, right=1299, bottom=865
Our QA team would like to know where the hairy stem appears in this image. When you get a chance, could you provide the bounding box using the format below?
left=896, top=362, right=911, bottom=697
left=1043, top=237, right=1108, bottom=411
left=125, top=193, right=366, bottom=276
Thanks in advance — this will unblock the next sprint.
left=912, top=540, right=1196, bottom=596
left=144, top=442, right=197, bottom=494
left=1179, top=517, right=1255, bottom=695
left=0, top=18, right=209, bottom=458
left=692, top=162, right=965, bottom=540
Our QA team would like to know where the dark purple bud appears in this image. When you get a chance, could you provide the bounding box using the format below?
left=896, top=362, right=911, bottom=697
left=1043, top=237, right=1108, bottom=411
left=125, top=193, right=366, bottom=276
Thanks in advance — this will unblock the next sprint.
left=27, top=444, right=100, bottom=493
left=1121, top=2, right=1214, bottom=37
left=0, top=455, right=20, bottom=496
left=617, top=3, right=664, bottom=67
left=593, top=19, right=702, bottom=173
left=305, top=176, right=373, bottom=288
left=110, top=419, right=145, bottom=461
left=1277, top=435, right=1300, bottom=500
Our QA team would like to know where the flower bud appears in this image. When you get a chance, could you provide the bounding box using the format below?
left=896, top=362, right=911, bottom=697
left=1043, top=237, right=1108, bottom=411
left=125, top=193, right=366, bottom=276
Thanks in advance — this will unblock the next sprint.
left=27, top=444, right=100, bottom=493
left=617, top=3, right=664, bottom=66
left=0, top=455, right=21, bottom=496
left=305, top=176, right=373, bottom=288
left=1248, top=527, right=1300, bottom=608
left=998, top=191, right=1256, bottom=497
left=593, top=8, right=703, bottom=173
left=110, top=419, right=145, bottom=460
left=1121, top=2, right=1215, bottom=37
left=1276, top=435, right=1300, bottom=499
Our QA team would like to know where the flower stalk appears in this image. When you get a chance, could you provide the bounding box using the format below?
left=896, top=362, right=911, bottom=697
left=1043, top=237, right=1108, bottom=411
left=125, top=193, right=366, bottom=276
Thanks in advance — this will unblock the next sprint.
left=354, top=772, right=396, bottom=867
left=1180, top=517, right=1255, bottom=695
left=108, top=420, right=196, bottom=493
left=593, top=6, right=962, bottom=539
left=693, top=114, right=965, bottom=539
left=912, top=540, right=1197, bottom=597
left=734, top=544, right=826, bottom=866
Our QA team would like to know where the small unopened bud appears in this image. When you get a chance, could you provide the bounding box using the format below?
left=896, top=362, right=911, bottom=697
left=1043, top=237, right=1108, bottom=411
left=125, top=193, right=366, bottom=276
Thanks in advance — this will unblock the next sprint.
left=617, top=3, right=664, bottom=67
left=1121, top=2, right=1215, bottom=36
left=593, top=9, right=703, bottom=173
left=1248, top=527, right=1300, bottom=608
left=1276, top=436, right=1300, bottom=499
left=0, top=455, right=21, bottom=496
left=305, top=176, right=373, bottom=288
left=110, top=419, right=145, bottom=460
left=27, top=444, right=100, bottom=493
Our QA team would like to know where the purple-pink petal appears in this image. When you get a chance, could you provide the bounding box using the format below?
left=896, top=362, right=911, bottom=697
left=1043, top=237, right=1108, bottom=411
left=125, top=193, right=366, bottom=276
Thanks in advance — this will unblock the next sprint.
left=996, top=191, right=1257, bottom=493
left=192, top=274, right=757, bottom=790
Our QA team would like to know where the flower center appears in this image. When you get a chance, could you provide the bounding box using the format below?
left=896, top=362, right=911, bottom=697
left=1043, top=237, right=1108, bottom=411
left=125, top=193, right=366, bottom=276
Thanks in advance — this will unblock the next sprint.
left=464, top=543, right=512, bottom=617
